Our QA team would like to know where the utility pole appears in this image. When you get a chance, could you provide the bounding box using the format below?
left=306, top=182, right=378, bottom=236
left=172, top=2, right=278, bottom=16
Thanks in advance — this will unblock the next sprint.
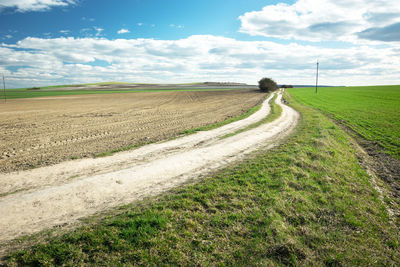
left=2, top=74, right=6, bottom=103
left=315, top=61, right=319, bottom=94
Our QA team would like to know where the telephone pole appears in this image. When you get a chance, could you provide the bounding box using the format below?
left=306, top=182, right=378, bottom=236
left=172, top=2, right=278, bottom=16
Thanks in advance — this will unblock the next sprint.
left=2, top=74, right=6, bottom=103
left=315, top=61, right=319, bottom=94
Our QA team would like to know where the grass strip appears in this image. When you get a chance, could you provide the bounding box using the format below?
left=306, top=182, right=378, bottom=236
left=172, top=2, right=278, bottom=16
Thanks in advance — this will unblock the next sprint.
left=221, top=93, right=282, bottom=139
left=5, top=91, right=399, bottom=266
left=94, top=142, right=152, bottom=158
left=93, top=97, right=266, bottom=158
left=179, top=100, right=264, bottom=135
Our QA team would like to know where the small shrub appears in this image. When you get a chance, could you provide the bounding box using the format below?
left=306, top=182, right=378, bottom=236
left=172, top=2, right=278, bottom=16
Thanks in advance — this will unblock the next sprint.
left=258, top=78, right=279, bottom=92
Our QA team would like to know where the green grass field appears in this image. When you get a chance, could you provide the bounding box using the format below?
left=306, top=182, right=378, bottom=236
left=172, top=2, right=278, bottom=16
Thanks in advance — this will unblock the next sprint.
left=288, top=85, right=400, bottom=160
left=5, top=92, right=399, bottom=266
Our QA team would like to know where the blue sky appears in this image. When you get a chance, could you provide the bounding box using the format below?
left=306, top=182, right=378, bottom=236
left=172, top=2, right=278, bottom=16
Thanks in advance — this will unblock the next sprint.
left=0, top=0, right=399, bottom=88
left=1, top=0, right=295, bottom=41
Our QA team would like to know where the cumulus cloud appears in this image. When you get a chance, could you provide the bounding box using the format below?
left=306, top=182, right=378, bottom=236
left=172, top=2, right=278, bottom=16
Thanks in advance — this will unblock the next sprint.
left=239, top=0, right=400, bottom=42
left=117, top=29, right=130, bottom=34
left=1, top=35, right=399, bottom=88
left=0, top=0, right=76, bottom=12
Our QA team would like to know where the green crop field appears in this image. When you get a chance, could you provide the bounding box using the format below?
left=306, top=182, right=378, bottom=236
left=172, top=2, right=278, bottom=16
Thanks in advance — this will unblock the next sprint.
left=288, top=85, right=400, bottom=160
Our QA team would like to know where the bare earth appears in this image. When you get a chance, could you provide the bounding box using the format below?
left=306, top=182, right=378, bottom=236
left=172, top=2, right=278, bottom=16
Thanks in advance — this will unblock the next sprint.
left=0, top=91, right=299, bottom=246
left=0, top=90, right=264, bottom=172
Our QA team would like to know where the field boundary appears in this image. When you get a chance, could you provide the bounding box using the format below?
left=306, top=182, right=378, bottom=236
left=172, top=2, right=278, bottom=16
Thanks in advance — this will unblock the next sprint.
left=94, top=94, right=268, bottom=158
left=221, top=93, right=282, bottom=139
left=179, top=94, right=268, bottom=135
left=310, top=109, right=400, bottom=204
left=349, top=136, right=399, bottom=223
left=289, top=92, right=400, bottom=223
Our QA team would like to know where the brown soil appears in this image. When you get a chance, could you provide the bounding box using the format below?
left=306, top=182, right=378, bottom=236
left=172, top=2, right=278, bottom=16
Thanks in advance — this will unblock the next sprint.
left=330, top=119, right=400, bottom=213
left=356, top=137, right=400, bottom=199
left=0, top=90, right=265, bottom=173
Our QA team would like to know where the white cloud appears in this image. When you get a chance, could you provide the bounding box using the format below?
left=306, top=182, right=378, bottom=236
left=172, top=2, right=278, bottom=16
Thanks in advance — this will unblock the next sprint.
left=137, top=23, right=143, bottom=26
left=169, top=24, right=184, bottom=29
left=117, top=29, right=130, bottom=34
left=0, top=0, right=76, bottom=12
left=239, top=0, right=400, bottom=42
left=94, top=27, right=103, bottom=37
left=1, top=35, right=399, bottom=88
left=81, top=17, right=95, bottom=22
left=79, top=27, right=104, bottom=37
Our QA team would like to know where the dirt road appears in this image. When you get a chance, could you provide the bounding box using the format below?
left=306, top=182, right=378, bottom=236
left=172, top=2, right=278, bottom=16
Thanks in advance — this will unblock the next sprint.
left=0, top=92, right=299, bottom=245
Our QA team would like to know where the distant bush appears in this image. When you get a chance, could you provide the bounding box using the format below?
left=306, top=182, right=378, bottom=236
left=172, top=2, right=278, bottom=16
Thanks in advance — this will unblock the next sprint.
left=258, top=78, right=278, bottom=92
left=280, top=85, right=293, bottom=88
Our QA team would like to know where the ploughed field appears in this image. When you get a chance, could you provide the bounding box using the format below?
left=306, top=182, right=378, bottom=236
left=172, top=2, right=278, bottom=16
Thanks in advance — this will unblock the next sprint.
left=0, top=90, right=264, bottom=172
left=3, top=82, right=257, bottom=99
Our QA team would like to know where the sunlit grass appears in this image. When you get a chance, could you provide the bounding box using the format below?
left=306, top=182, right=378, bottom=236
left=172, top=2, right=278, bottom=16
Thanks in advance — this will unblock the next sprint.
left=289, top=85, right=400, bottom=159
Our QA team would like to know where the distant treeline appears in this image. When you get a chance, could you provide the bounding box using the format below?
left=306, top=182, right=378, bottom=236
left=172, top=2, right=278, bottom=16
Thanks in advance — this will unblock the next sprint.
left=288, top=85, right=339, bottom=88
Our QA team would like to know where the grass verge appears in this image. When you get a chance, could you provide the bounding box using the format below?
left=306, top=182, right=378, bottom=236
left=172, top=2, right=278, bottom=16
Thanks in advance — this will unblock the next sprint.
left=93, top=96, right=267, bottom=158
left=221, top=93, right=282, bottom=139
left=4, top=92, right=399, bottom=266
left=288, top=85, right=400, bottom=160
left=179, top=98, right=265, bottom=135
left=94, top=142, right=151, bottom=158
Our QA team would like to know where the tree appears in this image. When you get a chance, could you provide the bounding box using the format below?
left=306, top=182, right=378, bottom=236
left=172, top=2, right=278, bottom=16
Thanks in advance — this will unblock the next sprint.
left=258, top=77, right=278, bottom=92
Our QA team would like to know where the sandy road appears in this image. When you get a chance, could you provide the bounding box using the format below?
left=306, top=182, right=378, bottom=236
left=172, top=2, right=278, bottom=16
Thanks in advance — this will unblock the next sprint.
left=0, top=92, right=299, bottom=245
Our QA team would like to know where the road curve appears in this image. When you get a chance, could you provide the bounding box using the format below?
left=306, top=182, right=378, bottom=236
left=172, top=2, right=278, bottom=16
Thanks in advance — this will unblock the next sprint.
left=0, top=91, right=299, bottom=244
